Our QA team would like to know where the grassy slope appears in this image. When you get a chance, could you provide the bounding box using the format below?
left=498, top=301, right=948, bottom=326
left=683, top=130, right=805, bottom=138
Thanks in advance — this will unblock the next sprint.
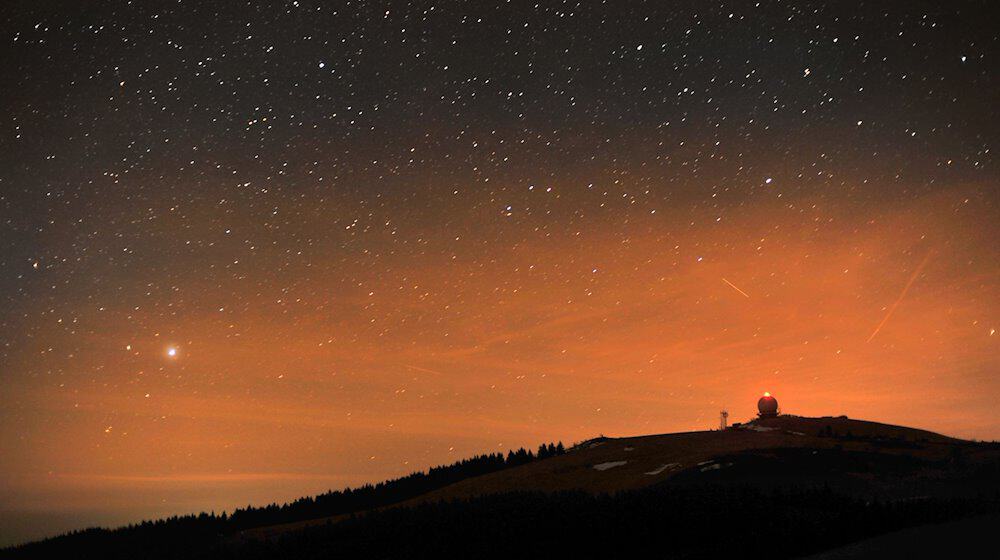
left=240, top=415, right=996, bottom=539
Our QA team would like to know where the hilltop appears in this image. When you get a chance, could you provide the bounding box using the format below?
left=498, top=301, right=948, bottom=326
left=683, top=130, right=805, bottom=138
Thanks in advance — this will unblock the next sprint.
left=403, top=414, right=969, bottom=498
left=4, top=415, right=999, bottom=559
left=239, top=414, right=992, bottom=538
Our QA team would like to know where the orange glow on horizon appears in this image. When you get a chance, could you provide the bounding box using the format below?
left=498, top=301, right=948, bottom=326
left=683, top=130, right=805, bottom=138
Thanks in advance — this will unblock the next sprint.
left=3, top=1, right=997, bottom=548
left=1, top=182, right=996, bottom=543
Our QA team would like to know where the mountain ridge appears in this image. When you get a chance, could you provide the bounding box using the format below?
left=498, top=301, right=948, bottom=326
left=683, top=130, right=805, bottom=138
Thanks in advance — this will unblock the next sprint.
left=236, top=414, right=990, bottom=539
left=5, top=414, right=998, bottom=559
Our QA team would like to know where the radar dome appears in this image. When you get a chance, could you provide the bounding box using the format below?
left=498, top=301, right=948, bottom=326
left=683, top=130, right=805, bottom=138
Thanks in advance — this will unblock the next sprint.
left=757, top=392, right=779, bottom=417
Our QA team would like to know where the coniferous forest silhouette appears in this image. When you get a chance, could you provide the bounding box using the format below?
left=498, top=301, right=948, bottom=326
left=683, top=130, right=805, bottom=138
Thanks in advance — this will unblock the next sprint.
left=4, top=431, right=1000, bottom=559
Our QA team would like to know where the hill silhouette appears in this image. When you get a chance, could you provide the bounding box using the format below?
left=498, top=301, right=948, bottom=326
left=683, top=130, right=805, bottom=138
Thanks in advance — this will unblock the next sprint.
left=3, top=416, right=998, bottom=559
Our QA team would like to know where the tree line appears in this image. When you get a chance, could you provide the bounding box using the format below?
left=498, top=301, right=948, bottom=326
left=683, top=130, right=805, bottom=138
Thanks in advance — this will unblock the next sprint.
left=11, top=483, right=996, bottom=559
left=1, top=441, right=567, bottom=558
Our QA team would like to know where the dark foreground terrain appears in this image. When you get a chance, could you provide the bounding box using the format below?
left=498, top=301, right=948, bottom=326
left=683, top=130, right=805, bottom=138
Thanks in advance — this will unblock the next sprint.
left=800, top=513, right=1000, bottom=559
left=4, top=416, right=999, bottom=559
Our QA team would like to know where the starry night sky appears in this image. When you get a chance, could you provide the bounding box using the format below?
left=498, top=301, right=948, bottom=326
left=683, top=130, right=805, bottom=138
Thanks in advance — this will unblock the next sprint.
left=1, top=0, right=997, bottom=546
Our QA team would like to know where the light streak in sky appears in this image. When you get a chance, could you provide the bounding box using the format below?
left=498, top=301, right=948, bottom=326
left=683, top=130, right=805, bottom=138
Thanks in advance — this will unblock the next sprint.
left=404, top=364, right=446, bottom=376
left=867, top=250, right=934, bottom=343
left=722, top=278, right=751, bottom=298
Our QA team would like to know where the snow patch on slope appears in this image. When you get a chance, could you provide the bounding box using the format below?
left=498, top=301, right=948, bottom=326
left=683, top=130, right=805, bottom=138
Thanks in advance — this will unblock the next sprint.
left=645, top=463, right=681, bottom=475
left=592, top=461, right=628, bottom=471
left=700, top=462, right=733, bottom=472
left=743, top=424, right=778, bottom=432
